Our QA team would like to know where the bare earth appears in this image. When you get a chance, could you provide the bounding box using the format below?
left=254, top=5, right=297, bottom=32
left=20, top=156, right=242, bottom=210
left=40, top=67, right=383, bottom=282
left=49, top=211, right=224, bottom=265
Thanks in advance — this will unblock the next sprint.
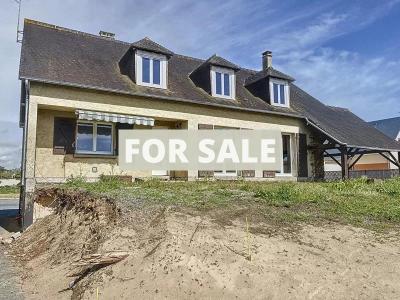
left=8, top=189, right=400, bottom=300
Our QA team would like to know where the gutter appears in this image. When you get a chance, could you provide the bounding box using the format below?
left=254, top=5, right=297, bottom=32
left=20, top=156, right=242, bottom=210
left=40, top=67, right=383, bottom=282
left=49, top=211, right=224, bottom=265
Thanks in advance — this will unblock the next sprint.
left=20, top=76, right=303, bottom=120
left=20, top=79, right=30, bottom=224
left=21, top=76, right=400, bottom=153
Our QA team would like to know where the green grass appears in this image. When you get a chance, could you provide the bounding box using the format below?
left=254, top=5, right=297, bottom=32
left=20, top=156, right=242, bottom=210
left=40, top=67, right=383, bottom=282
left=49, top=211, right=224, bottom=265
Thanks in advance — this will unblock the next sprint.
left=61, top=176, right=400, bottom=231
left=0, top=185, right=20, bottom=195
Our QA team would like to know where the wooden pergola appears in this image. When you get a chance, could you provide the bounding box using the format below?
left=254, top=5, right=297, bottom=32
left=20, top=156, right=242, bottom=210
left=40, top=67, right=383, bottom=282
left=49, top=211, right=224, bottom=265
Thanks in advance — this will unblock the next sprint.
left=322, top=140, right=400, bottom=180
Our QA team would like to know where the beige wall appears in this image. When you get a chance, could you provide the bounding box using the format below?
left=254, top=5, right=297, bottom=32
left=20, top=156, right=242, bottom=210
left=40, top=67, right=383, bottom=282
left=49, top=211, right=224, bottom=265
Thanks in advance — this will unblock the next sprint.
left=325, top=153, right=399, bottom=172
left=27, top=82, right=314, bottom=182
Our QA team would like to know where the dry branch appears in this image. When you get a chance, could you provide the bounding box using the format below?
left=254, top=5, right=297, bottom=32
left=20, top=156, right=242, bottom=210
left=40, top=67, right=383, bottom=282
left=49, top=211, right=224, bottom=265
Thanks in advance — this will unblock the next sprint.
left=189, top=219, right=202, bottom=245
left=64, top=251, right=129, bottom=291
left=72, top=251, right=129, bottom=267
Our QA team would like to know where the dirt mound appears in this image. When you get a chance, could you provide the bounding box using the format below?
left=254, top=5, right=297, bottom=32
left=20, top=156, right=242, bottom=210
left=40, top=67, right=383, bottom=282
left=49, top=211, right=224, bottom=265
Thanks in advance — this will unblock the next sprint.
left=9, top=188, right=400, bottom=300
left=11, top=188, right=119, bottom=298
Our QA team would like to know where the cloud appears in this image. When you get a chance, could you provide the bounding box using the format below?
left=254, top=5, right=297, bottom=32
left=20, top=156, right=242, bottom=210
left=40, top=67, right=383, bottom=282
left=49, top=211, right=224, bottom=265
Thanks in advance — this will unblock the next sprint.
left=0, top=121, right=22, bottom=169
left=279, top=48, right=400, bottom=120
left=0, top=0, right=399, bottom=169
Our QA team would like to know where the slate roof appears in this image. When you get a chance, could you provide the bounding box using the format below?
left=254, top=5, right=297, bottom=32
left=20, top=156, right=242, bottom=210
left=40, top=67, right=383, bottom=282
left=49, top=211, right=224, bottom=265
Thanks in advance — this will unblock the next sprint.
left=245, top=67, right=295, bottom=86
left=19, top=19, right=400, bottom=151
left=204, top=54, right=240, bottom=70
left=369, top=117, right=400, bottom=140
left=131, top=37, right=174, bottom=56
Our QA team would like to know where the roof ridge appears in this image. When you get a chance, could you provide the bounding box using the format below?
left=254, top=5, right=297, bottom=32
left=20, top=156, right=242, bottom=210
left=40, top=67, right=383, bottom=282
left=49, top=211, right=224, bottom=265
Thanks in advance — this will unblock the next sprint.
left=327, top=105, right=349, bottom=111
left=369, top=116, right=400, bottom=123
left=24, top=19, right=131, bottom=45
left=23, top=19, right=271, bottom=76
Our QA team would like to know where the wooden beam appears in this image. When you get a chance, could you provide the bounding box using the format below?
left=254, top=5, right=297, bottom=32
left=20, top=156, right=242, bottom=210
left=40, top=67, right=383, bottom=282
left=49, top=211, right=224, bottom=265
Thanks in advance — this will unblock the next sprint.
left=379, top=152, right=398, bottom=167
left=398, top=152, right=400, bottom=175
left=325, top=149, right=392, bottom=157
left=388, top=152, right=400, bottom=168
left=349, top=154, right=364, bottom=170
left=324, top=150, right=341, bottom=167
left=340, top=146, right=349, bottom=180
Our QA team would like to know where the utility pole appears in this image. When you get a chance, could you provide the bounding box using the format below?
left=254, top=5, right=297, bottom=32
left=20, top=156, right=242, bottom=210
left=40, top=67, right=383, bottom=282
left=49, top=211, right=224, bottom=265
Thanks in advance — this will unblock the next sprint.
left=14, top=0, right=23, bottom=43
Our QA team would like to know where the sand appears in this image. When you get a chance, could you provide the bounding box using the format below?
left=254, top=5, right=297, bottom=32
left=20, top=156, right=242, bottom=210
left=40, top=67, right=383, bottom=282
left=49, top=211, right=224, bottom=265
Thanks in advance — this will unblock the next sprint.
left=9, top=189, right=400, bottom=300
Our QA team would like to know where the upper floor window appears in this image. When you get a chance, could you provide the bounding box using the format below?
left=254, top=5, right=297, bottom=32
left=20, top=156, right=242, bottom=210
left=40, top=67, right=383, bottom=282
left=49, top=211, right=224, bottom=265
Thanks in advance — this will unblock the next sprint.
left=211, top=66, right=235, bottom=99
left=269, top=79, right=289, bottom=107
left=135, top=50, right=167, bottom=89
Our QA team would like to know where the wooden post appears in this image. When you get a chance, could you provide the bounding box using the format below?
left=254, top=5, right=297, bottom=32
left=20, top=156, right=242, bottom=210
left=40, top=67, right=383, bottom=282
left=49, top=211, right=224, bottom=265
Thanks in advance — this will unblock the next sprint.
left=398, top=152, right=400, bottom=176
left=340, top=146, right=349, bottom=180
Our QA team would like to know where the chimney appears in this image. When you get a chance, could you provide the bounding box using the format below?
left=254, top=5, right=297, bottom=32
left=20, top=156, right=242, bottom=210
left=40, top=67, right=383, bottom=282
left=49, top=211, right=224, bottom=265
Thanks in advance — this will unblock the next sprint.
left=99, top=31, right=115, bottom=39
left=262, top=50, right=272, bottom=70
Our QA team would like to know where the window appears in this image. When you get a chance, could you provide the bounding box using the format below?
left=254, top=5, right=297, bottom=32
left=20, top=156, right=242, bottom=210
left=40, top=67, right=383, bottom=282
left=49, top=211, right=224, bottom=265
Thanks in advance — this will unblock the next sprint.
left=76, top=122, right=113, bottom=155
left=135, top=50, right=167, bottom=88
left=278, top=134, right=292, bottom=175
left=269, top=79, right=289, bottom=107
left=211, top=66, right=235, bottom=99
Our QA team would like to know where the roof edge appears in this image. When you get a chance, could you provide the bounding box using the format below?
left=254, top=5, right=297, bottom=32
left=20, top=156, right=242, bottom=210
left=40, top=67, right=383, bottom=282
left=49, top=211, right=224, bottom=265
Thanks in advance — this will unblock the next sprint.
left=23, top=19, right=130, bottom=45
left=22, top=76, right=303, bottom=119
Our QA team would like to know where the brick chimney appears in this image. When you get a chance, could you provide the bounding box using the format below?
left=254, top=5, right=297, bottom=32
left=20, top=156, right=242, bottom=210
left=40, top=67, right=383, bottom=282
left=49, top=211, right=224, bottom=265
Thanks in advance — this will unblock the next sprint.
left=262, top=50, right=272, bottom=70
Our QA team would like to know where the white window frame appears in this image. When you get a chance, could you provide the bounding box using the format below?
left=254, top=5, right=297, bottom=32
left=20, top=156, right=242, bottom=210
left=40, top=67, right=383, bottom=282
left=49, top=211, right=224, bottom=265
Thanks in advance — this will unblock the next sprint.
left=214, top=170, right=238, bottom=177
left=276, top=134, right=293, bottom=176
left=210, top=66, right=236, bottom=100
left=75, top=121, right=114, bottom=155
left=135, top=50, right=167, bottom=89
left=269, top=78, right=290, bottom=107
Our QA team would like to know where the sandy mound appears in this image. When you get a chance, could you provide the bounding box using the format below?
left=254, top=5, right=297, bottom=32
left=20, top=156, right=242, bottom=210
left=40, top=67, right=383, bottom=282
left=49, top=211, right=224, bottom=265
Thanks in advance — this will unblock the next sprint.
left=10, top=188, right=400, bottom=299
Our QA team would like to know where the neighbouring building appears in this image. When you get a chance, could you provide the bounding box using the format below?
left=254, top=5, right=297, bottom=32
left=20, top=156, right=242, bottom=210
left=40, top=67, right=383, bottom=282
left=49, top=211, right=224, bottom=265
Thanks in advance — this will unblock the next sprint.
left=325, top=117, right=400, bottom=172
left=18, top=19, right=400, bottom=227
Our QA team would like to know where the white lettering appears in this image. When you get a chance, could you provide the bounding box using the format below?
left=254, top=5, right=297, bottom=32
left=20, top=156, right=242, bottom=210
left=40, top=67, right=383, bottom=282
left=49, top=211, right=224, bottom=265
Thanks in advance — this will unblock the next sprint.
left=142, top=139, right=165, bottom=164
left=125, top=139, right=140, bottom=163
left=199, top=139, right=215, bottom=163
left=261, top=139, right=276, bottom=163
left=169, top=139, right=188, bottom=163
left=217, top=139, right=240, bottom=163
left=242, top=139, right=258, bottom=163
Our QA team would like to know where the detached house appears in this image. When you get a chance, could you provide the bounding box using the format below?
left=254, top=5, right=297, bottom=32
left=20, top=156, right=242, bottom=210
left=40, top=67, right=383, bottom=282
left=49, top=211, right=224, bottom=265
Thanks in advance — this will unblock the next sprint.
left=18, top=19, right=400, bottom=227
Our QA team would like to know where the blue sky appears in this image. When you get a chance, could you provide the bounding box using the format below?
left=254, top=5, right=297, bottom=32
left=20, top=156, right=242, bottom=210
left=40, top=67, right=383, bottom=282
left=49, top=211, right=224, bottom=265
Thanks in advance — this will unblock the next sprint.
left=1, top=0, right=400, bottom=168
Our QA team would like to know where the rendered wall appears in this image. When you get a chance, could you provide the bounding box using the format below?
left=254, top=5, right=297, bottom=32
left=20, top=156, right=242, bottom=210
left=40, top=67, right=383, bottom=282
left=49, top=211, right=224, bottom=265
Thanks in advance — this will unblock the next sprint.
left=28, top=82, right=315, bottom=182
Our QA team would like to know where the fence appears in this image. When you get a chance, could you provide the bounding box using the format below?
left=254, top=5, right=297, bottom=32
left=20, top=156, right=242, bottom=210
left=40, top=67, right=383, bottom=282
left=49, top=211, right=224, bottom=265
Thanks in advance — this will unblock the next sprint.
left=325, top=169, right=399, bottom=181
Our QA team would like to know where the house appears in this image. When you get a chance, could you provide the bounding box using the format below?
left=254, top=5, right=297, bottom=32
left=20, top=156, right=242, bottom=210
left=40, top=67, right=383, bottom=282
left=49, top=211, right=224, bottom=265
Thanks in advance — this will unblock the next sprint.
left=18, top=19, right=400, bottom=227
left=325, top=117, right=400, bottom=172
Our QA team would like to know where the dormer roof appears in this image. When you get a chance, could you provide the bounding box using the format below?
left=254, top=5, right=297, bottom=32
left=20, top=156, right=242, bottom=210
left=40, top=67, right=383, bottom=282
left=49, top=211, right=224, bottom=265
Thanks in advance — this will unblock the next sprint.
left=19, top=19, right=400, bottom=151
left=205, top=54, right=240, bottom=71
left=131, top=37, right=174, bottom=56
left=245, top=67, right=295, bottom=86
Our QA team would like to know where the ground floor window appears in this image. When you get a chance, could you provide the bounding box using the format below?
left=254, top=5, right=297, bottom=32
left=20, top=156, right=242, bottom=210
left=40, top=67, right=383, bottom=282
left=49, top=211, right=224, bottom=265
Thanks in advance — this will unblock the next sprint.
left=76, top=122, right=113, bottom=155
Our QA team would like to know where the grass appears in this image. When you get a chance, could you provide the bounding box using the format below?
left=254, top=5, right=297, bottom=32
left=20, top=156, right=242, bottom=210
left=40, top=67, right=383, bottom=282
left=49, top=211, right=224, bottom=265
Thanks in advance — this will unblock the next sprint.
left=0, top=185, right=20, bottom=195
left=61, top=176, right=400, bottom=231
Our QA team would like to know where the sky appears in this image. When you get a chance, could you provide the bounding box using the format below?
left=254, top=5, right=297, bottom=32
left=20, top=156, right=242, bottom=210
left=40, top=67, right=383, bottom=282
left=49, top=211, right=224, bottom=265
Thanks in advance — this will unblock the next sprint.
left=1, top=0, right=400, bottom=168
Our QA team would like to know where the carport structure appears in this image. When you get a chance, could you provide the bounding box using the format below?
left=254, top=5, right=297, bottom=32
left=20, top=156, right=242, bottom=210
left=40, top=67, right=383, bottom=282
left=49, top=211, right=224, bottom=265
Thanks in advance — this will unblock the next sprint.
left=290, top=91, right=400, bottom=180
left=322, top=143, right=400, bottom=180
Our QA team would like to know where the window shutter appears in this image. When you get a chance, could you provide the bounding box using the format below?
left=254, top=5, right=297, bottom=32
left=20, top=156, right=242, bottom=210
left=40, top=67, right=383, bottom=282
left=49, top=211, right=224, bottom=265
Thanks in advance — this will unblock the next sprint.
left=115, top=123, right=134, bottom=155
left=53, top=118, right=76, bottom=155
left=298, top=133, right=308, bottom=178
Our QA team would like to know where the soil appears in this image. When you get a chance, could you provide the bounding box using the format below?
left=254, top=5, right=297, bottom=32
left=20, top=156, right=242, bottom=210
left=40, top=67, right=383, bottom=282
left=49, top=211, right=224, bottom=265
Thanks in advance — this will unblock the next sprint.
left=8, top=188, right=400, bottom=299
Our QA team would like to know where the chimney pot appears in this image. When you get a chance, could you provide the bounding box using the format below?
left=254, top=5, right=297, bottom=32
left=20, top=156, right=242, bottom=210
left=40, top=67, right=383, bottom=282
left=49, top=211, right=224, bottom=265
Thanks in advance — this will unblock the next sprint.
left=262, top=50, right=272, bottom=70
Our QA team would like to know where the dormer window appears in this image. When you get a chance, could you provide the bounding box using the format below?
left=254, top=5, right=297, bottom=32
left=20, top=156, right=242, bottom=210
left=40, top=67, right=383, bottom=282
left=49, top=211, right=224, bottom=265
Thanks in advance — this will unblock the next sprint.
left=211, top=66, right=235, bottom=100
left=269, top=79, right=290, bottom=107
left=135, top=50, right=167, bottom=89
